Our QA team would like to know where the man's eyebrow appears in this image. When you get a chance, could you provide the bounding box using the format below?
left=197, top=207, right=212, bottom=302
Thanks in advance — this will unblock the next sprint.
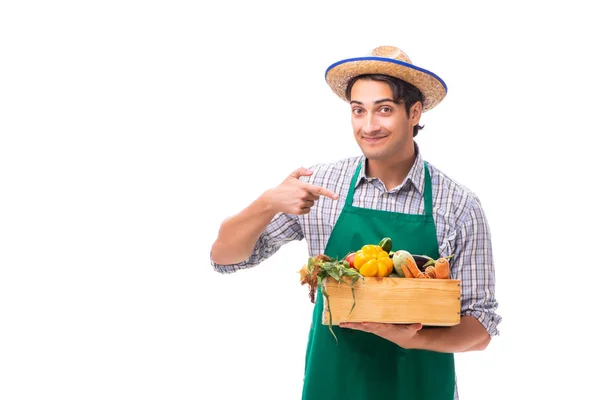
left=349, top=98, right=396, bottom=105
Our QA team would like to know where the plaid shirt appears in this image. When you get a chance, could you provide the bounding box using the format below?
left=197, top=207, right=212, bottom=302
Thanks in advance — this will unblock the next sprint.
left=212, top=146, right=501, bottom=397
left=212, top=145, right=501, bottom=335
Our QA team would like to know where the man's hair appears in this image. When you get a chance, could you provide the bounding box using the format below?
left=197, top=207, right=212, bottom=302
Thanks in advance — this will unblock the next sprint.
left=345, top=74, right=425, bottom=137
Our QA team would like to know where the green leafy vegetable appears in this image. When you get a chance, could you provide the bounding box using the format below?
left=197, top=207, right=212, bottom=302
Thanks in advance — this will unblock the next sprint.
left=299, top=254, right=364, bottom=343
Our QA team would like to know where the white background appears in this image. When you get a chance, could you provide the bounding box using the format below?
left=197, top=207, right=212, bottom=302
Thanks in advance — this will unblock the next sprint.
left=1, top=1, right=599, bottom=399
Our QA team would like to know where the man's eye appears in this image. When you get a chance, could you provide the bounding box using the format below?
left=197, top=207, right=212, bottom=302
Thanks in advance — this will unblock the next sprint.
left=352, top=108, right=363, bottom=115
left=380, top=107, right=392, bottom=113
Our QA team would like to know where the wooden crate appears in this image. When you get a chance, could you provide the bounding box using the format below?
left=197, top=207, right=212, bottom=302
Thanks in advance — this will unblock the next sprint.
left=322, top=276, right=461, bottom=326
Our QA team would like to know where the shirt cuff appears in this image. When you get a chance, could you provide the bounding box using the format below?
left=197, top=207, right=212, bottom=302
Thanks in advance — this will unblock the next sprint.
left=462, top=309, right=501, bottom=337
left=210, top=252, right=252, bottom=274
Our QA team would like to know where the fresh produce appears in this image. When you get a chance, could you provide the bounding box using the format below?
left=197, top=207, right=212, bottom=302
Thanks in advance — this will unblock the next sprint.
left=392, top=250, right=421, bottom=278
left=360, top=257, right=393, bottom=277
left=425, top=265, right=437, bottom=279
left=395, top=265, right=406, bottom=278
left=413, top=254, right=435, bottom=269
left=297, top=234, right=459, bottom=333
left=298, top=242, right=457, bottom=340
left=299, top=254, right=360, bottom=303
left=378, top=237, right=393, bottom=253
left=299, top=254, right=363, bottom=342
left=345, top=252, right=356, bottom=269
left=434, top=256, right=451, bottom=279
left=390, top=250, right=455, bottom=279
left=353, top=244, right=394, bottom=277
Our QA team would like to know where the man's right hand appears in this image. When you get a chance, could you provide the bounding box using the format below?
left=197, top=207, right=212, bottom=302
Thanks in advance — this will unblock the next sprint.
left=211, top=167, right=339, bottom=265
left=263, top=167, right=339, bottom=215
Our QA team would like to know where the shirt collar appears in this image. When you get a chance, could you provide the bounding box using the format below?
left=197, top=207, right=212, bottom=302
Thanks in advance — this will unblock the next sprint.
left=356, top=142, right=425, bottom=195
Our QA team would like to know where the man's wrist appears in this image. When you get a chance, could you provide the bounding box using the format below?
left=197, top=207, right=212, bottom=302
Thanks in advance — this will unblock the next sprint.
left=255, top=190, right=278, bottom=217
left=409, top=327, right=430, bottom=350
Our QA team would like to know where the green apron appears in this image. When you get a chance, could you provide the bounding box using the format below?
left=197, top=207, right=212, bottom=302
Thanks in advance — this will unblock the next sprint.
left=302, top=161, right=455, bottom=400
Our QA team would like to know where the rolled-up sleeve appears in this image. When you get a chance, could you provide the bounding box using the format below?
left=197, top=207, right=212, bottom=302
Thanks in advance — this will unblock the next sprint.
left=211, top=212, right=304, bottom=274
left=453, top=195, right=502, bottom=337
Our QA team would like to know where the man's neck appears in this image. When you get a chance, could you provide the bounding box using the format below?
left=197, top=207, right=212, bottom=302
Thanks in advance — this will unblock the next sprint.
left=365, top=150, right=416, bottom=191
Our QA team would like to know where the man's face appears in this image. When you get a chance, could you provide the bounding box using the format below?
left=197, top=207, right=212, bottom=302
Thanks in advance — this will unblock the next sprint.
left=349, top=79, right=421, bottom=163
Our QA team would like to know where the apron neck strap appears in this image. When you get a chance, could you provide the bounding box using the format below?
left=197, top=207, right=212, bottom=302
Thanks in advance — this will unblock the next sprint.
left=345, top=161, right=363, bottom=207
left=346, top=160, right=434, bottom=216
left=423, top=162, right=433, bottom=216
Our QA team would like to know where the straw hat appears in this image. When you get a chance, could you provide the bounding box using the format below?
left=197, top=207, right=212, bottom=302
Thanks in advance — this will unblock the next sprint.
left=325, top=46, right=447, bottom=112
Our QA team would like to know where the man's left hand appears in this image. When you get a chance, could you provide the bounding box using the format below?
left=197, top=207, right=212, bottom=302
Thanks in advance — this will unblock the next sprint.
left=339, top=322, right=423, bottom=349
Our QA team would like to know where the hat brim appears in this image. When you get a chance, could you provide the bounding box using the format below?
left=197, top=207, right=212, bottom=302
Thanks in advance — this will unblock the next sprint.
left=325, top=57, right=447, bottom=112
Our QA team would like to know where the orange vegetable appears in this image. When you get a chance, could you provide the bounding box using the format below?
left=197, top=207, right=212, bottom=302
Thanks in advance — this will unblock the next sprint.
left=356, top=245, right=393, bottom=277
left=425, top=266, right=437, bottom=279
left=400, top=264, right=414, bottom=278
left=359, top=256, right=393, bottom=277
left=354, top=245, right=388, bottom=269
left=359, top=259, right=379, bottom=277
left=377, top=256, right=394, bottom=277
left=434, top=257, right=451, bottom=279
left=392, top=250, right=421, bottom=278
left=405, top=257, right=421, bottom=278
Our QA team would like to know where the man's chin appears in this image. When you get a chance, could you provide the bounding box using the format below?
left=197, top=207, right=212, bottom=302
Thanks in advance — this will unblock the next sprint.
left=361, top=151, right=384, bottom=161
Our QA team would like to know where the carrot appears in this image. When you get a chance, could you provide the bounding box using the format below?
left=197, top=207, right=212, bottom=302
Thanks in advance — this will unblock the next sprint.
left=425, top=266, right=436, bottom=279
left=405, top=257, right=421, bottom=278
left=434, top=257, right=451, bottom=279
left=392, top=250, right=421, bottom=279
left=401, top=264, right=414, bottom=278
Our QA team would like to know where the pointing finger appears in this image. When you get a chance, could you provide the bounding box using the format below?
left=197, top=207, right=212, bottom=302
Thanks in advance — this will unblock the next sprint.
left=305, top=192, right=320, bottom=202
left=307, top=184, right=339, bottom=200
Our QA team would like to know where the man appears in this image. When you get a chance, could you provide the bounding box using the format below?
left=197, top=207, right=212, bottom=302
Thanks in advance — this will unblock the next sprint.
left=211, top=45, right=501, bottom=400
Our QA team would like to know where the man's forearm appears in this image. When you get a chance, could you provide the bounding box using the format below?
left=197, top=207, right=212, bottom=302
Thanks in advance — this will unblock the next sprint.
left=211, top=194, right=277, bottom=265
left=410, top=315, right=491, bottom=353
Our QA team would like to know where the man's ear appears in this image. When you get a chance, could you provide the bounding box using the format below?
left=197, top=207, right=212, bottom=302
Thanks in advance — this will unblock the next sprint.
left=409, top=101, right=423, bottom=125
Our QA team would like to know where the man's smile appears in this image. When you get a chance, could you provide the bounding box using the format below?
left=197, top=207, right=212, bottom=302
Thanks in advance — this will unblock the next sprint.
left=362, top=135, right=388, bottom=143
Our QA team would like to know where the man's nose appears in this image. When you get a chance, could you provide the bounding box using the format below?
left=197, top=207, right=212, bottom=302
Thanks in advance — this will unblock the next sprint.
left=363, top=114, right=380, bottom=134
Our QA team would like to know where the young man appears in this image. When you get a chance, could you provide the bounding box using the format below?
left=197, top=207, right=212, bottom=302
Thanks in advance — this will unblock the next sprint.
left=210, top=45, right=501, bottom=400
